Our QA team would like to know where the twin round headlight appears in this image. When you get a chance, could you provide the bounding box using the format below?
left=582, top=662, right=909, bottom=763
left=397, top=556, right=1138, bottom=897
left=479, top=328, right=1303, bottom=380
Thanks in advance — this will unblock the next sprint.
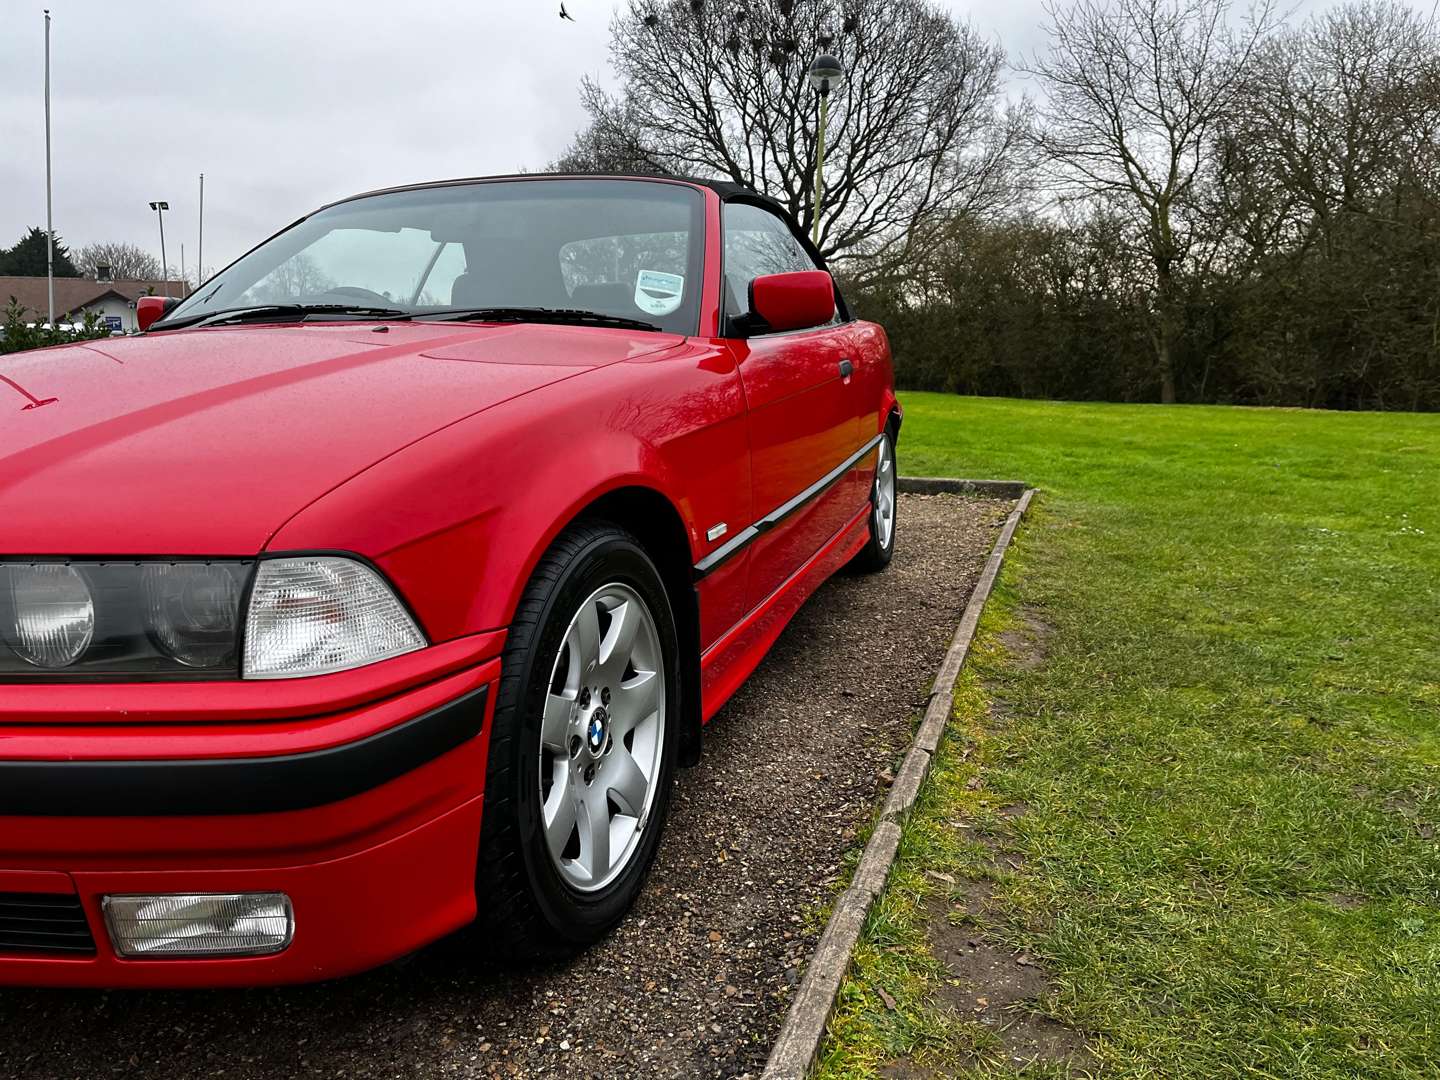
left=0, top=557, right=425, bottom=679
left=6, top=563, right=98, bottom=669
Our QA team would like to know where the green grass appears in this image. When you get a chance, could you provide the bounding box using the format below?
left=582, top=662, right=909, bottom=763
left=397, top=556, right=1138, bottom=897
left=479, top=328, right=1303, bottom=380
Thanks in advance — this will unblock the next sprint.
left=816, top=395, right=1440, bottom=1078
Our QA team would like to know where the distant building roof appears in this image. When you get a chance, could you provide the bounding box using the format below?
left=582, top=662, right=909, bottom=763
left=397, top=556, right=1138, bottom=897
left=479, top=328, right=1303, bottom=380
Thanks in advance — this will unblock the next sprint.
left=0, top=276, right=189, bottom=321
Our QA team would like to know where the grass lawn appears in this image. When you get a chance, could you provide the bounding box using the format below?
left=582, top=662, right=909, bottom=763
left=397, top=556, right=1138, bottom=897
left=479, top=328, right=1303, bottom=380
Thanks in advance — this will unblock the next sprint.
left=816, top=395, right=1440, bottom=1078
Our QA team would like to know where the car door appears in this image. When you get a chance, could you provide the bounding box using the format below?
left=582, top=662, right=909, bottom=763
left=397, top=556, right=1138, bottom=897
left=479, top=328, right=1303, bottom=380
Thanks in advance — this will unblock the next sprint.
left=721, top=201, right=863, bottom=612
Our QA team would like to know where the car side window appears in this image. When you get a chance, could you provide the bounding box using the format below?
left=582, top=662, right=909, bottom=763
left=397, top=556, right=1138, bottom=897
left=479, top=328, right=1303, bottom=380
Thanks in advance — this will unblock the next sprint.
left=723, top=202, right=822, bottom=321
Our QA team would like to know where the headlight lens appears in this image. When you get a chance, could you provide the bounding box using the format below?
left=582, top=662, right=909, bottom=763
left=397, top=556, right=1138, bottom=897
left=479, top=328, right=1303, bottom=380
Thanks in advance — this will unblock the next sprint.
left=143, top=563, right=245, bottom=668
left=0, top=556, right=423, bottom=681
left=4, top=564, right=96, bottom=668
left=243, top=556, right=425, bottom=679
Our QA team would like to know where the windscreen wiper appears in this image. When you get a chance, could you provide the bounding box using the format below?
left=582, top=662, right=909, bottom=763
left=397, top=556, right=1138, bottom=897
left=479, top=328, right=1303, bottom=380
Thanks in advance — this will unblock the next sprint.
left=153, top=304, right=414, bottom=332
left=417, top=306, right=662, bottom=333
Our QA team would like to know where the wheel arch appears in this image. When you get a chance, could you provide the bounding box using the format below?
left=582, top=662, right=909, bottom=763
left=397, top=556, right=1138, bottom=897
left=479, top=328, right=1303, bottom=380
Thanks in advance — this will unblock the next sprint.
left=884, top=398, right=903, bottom=442
left=574, top=485, right=704, bottom=768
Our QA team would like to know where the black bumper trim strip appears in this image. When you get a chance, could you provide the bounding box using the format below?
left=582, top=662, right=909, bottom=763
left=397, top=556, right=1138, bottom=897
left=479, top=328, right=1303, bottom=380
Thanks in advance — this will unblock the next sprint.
left=694, top=433, right=883, bottom=579
left=0, top=685, right=488, bottom=817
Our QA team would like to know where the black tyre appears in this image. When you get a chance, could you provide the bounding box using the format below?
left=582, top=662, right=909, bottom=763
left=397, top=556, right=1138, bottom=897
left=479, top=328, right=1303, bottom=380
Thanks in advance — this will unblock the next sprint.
left=473, top=521, right=680, bottom=958
left=850, top=429, right=898, bottom=573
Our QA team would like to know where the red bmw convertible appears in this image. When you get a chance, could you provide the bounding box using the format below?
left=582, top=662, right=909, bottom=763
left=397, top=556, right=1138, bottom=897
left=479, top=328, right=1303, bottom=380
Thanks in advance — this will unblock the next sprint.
left=0, top=175, right=898, bottom=987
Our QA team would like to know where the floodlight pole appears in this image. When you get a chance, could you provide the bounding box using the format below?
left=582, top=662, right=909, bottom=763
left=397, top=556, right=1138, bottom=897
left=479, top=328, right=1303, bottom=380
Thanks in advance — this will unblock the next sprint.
left=149, top=201, right=170, bottom=298
left=44, top=9, right=54, bottom=325
left=197, top=173, right=204, bottom=288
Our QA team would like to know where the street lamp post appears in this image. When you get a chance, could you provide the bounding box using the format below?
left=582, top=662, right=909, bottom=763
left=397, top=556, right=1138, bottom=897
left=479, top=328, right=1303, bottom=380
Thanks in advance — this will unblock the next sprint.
left=149, top=201, right=170, bottom=297
left=807, top=53, right=845, bottom=247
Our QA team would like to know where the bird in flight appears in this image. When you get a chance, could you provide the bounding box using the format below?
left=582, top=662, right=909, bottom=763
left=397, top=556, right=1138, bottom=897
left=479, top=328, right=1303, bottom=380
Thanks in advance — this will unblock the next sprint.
left=559, top=2, right=575, bottom=20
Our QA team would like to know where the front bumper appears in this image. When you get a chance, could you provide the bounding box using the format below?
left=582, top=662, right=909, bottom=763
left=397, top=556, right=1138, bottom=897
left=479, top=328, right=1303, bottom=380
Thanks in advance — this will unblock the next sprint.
left=0, top=637, right=502, bottom=988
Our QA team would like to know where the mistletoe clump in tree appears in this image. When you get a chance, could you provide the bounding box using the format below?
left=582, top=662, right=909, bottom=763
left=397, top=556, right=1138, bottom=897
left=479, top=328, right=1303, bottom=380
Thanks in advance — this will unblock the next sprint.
left=556, top=0, right=1027, bottom=283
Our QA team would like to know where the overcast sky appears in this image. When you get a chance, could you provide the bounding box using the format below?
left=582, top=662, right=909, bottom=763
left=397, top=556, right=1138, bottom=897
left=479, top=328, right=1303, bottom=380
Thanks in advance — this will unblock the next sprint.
left=0, top=0, right=1355, bottom=279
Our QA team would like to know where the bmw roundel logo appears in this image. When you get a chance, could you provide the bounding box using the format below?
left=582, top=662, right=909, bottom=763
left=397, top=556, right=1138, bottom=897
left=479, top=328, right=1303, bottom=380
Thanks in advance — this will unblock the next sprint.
left=588, top=707, right=609, bottom=752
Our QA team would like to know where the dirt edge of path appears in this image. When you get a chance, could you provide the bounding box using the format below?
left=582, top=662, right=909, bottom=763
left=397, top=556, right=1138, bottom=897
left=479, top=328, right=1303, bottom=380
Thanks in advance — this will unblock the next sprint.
left=877, top=607, right=1102, bottom=1079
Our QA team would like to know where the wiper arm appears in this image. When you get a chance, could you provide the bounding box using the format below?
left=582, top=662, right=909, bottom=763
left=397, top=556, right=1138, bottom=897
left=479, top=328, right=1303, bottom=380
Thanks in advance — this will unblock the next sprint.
left=154, top=304, right=413, bottom=331
left=417, top=306, right=662, bottom=333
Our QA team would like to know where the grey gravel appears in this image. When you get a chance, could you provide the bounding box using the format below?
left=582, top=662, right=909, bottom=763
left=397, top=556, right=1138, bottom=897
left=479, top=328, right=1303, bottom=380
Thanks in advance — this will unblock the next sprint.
left=0, top=493, right=1011, bottom=1080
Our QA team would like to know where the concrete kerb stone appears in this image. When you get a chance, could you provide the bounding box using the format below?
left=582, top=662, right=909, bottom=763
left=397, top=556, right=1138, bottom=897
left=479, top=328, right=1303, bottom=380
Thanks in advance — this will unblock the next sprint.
left=851, top=820, right=904, bottom=899
left=897, top=476, right=1028, bottom=499
left=881, top=744, right=931, bottom=822
left=761, top=889, right=873, bottom=1080
left=760, top=487, right=1037, bottom=1080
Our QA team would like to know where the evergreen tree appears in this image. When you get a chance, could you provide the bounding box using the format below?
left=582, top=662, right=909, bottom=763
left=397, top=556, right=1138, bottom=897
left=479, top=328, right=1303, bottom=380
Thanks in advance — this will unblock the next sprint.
left=0, top=227, right=82, bottom=277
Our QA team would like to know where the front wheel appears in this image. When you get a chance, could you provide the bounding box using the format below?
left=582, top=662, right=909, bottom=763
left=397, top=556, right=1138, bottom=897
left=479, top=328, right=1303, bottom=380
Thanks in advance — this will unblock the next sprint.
left=849, top=429, right=897, bottom=573
left=473, top=522, right=680, bottom=959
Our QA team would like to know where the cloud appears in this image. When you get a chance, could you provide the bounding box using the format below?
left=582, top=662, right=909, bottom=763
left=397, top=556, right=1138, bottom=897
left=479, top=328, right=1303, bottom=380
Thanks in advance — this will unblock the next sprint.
left=0, top=0, right=624, bottom=275
left=0, top=0, right=1372, bottom=277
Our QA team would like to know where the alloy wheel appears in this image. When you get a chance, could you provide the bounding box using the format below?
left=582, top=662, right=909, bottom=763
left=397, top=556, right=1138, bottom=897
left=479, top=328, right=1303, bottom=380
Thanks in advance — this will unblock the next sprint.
left=538, top=582, right=666, bottom=893
left=874, top=436, right=896, bottom=550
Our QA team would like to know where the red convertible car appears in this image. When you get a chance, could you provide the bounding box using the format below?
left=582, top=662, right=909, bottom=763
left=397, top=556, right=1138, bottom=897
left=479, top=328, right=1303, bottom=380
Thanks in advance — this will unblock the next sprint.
left=0, top=175, right=898, bottom=987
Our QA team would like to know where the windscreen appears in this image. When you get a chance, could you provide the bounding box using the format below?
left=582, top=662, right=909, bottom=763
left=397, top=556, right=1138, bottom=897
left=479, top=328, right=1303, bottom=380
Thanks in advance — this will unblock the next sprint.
left=166, top=179, right=706, bottom=334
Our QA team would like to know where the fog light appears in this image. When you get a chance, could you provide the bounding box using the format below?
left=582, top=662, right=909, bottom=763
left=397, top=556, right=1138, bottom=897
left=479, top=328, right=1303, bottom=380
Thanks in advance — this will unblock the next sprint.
left=102, top=893, right=294, bottom=957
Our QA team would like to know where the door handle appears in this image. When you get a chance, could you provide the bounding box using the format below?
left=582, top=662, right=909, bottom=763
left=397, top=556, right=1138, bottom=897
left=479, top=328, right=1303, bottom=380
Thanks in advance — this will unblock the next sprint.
left=838, top=358, right=854, bottom=379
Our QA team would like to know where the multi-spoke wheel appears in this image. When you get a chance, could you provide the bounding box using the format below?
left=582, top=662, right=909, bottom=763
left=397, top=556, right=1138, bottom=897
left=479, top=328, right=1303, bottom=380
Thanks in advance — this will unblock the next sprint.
left=539, top=583, right=665, bottom=893
left=850, top=427, right=898, bottom=572
left=473, top=522, right=679, bottom=958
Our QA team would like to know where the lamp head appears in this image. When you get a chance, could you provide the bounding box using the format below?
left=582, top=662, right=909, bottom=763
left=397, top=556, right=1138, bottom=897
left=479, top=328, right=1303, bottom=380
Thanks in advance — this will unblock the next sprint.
left=807, top=53, right=844, bottom=95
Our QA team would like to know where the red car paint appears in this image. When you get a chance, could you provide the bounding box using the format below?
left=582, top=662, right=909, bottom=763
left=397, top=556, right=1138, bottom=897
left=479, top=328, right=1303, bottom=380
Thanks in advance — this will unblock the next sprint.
left=0, top=176, right=896, bottom=987
left=748, top=269, right=838, bottom=332
left=133, top=295, right=171, bottom=332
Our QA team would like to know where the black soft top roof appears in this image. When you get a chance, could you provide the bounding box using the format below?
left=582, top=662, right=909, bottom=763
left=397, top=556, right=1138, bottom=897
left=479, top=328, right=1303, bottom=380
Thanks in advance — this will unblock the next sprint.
left=326, top=172, right=784, bottom=215
left=670, top=175, right=774, bottom=204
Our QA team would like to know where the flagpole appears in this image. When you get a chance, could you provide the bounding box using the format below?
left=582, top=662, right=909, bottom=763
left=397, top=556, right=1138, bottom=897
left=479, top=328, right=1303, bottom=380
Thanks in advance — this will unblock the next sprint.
left=44, top=8, right=54, bottom=326
left=197, top=173, right=204, bottom=288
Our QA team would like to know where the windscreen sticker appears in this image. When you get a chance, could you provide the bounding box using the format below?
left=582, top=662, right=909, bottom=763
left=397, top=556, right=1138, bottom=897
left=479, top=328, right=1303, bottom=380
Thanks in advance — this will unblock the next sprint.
left=634, top=270, right=685, bottom=316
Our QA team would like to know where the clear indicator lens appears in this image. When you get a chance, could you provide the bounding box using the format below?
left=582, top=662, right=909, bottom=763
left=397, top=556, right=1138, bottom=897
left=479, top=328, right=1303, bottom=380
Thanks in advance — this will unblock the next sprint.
left=3, top=564, right=96, bottom=668
left=142, top=563, right=243, bottom=668
left=244, top=557, right=425, bottom=678
left=103, top=893, right=294, bottom=957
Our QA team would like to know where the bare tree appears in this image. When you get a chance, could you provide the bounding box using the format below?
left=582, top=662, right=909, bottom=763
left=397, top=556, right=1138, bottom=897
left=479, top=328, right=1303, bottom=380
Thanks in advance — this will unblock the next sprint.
left=1228, top=2, right=1440, bottom=251
left=1211, top=1, right=1440, bottom=407
left=1027, top=0, right=1276, bottom=402
left=241, top=255, right=334, bottom=304
left=559, top=0, right=1026, bottom=280
left=552, top=92, right=667, bottom=177
left=74, top=242, right=162, bottom=281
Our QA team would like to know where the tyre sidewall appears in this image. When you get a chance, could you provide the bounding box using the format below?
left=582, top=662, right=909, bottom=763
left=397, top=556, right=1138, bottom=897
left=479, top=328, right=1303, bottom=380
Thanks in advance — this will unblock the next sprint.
left=496, top=532, right=680, bottom=946
left=852, top=430, right=897, bottom=571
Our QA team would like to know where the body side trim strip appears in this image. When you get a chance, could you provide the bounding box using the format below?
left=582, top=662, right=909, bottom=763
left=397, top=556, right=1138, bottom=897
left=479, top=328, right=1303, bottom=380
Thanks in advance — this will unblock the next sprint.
left=0, top=686, right=488, bottom=818
left=694, top=433, right=882, bottom=579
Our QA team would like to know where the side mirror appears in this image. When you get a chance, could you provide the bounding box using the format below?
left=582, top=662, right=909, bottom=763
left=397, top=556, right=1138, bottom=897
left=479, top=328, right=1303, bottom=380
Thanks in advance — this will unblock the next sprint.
left=136, top=296, right=179, bottom=332
left=745, top=270, right=836, bottom=335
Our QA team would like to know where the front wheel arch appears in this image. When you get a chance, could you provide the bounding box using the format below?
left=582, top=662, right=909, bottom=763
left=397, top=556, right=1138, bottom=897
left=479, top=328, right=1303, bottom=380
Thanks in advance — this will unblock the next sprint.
left=472, top=521, right=682, bottom=957
left=570, top=486, right=703, bottom=768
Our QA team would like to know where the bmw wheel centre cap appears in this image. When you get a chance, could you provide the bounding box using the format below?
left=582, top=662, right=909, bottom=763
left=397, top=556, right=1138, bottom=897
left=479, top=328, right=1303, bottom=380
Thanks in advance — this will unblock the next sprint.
left=587, top=707, right=609, bottom=754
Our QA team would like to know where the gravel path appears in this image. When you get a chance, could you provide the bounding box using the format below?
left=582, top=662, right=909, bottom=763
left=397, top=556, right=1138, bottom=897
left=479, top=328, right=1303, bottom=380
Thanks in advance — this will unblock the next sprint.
left=0, top=494, right=1012, bottom=1080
